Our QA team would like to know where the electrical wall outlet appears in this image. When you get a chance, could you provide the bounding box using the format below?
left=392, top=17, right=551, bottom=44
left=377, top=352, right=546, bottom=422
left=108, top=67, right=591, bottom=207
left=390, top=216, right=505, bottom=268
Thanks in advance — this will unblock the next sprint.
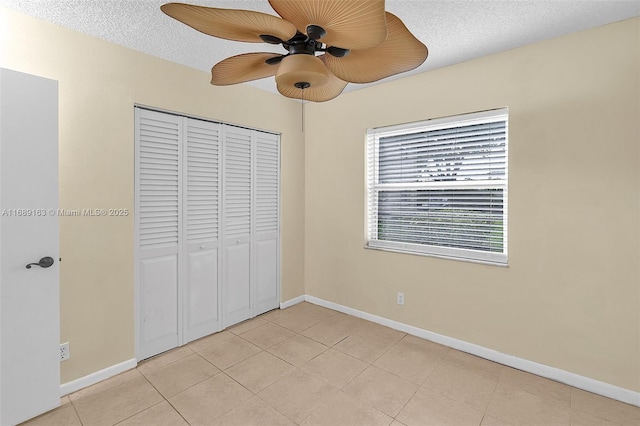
left=397, top=292, right=405, bottom=306
left=60, top=342, right=70, bottom=361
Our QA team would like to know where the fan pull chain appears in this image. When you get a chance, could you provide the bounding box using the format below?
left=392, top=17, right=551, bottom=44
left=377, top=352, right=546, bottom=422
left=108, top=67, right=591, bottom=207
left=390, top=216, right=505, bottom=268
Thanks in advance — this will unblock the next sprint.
left=294, top=82, right=310, bottom=133
left=301, top=88, right=305, bottom=133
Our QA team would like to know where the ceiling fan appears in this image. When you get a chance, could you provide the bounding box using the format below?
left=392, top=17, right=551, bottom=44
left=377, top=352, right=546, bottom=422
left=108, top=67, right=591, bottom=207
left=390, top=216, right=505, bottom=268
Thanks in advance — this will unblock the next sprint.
left=161, top=1, right=428, bottom=102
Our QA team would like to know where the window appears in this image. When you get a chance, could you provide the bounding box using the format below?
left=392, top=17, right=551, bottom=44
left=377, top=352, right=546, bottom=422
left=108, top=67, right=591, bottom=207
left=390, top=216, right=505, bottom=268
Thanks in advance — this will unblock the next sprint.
left=366, top=108, right=508, bottom=265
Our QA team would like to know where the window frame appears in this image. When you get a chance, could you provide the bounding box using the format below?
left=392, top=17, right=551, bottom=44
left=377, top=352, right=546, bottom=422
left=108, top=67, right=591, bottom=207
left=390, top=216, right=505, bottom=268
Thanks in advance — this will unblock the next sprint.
left=365, top=108, right=509, bottom=265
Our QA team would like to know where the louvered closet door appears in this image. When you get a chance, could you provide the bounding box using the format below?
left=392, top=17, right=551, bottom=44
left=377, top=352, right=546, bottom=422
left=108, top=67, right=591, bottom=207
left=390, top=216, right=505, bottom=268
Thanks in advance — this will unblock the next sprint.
left=136, top=108, right=181, bottom=360
left=254, top=132, right=280, bottom=315
left=184, top=118, right=222, bottom=342
left=222, top=126, right=253, bottom=327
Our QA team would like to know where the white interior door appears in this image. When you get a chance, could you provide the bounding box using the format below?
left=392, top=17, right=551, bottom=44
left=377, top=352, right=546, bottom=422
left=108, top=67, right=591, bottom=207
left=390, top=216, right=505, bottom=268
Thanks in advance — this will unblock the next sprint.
left=135, top=108, right=181, bottom=360
left=222, top=126, right=253, bottom=327
left=184, top=118, right=221, bottom=342
left=0, top=68, right=60, bottom=425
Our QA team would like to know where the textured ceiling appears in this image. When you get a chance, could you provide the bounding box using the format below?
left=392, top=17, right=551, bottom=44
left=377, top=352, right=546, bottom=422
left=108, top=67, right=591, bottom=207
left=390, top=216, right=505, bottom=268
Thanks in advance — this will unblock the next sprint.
left=1, top=0, right=639, bottom=95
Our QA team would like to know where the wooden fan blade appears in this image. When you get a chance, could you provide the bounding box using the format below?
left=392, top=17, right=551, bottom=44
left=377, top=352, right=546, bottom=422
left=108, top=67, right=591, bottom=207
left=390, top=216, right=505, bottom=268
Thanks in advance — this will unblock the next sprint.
left=161, top=2, right=297, bottom=43
left=277, top=56, right=347, bottom=102
left=269, top=0, right=386, bottom=50
left=211, top=53, right=283, bottom=85
left=324, top=13, right=428, bottom=84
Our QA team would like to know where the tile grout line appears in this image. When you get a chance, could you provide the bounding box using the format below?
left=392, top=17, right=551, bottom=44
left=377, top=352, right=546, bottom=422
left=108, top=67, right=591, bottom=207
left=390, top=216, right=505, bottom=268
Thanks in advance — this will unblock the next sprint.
left=333, top=329, right=503, bottom=422
left=156, top=352, right=222, bottom=393
left=205, top=370, right=260, bottom=423
left=252, top=390, right=300, bottom=425
left=68, top=398, right=85, bottom=426
left=110, top=400, right=167, bottom=426
left=233, top=308, right=387, bottom=424
left=569, top=386, right=574, bottom=425
left=137, top=368, right=191, bottom=426
left=477, top=365, right=503, bottom=425
left=252, top=308, right=338, bottom=424
left=163, top=399, right=192, bottom=426
left=392, top=386, right=420, bottom=423
left=330, top=334, right=410, bottom=421
left=137, top=351, right=226, bottom=424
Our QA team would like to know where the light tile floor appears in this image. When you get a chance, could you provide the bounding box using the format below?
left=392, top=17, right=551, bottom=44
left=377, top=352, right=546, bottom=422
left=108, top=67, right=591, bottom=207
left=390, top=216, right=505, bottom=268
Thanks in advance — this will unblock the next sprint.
left=23, top=302, right=640, bottom=426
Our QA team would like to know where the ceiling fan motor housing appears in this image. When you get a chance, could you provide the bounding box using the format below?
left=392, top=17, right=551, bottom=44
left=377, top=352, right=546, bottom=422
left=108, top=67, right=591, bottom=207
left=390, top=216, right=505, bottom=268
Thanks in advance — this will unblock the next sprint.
left=286, top=32, right=320, bottom=55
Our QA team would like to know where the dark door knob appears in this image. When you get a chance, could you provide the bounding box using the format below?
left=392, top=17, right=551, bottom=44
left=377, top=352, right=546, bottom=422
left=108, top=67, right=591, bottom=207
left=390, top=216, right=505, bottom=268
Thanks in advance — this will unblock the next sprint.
left=26, top=256, right=54, bottom=269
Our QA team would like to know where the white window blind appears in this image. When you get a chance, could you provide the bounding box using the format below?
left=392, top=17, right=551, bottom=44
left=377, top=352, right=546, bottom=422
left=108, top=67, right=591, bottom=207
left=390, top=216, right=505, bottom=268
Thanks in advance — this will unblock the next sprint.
left=366, top=109, right=508, bottom=265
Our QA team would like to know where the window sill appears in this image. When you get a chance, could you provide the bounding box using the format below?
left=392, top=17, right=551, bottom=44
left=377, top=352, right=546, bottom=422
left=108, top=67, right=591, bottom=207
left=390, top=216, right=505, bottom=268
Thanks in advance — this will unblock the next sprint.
left=364, top=244, right=509, bottom=267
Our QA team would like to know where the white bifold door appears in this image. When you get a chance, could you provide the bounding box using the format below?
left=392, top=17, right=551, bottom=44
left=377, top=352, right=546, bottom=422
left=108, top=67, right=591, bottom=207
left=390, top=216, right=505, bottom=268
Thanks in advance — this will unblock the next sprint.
left=221, top=126, right=253, bottom=327
left=184, top=119, right=222, bottom=343
left=135, top=108, right=279, bottom=360
left=252, top=131, right=280, bottom=317
left=222, top=128, right=280, bottom=327
left=136, top=110, right=182, bottom=360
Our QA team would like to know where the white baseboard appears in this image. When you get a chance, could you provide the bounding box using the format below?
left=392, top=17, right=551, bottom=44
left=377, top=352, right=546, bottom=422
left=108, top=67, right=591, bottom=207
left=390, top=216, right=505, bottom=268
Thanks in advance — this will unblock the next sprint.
left=280, top=295, right=305, bottom=309
left=304, top=295, right=640, bottom=407
left=58, top=296, right=301, bottom=397
left=60, top=358, right=137, bottom=396
left=65, top=295, right=639, bottom=407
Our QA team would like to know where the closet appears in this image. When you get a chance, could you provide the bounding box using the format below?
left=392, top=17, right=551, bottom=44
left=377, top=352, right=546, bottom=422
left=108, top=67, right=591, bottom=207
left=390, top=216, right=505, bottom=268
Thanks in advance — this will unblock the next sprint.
left=135, top=107, right=279, bottom=360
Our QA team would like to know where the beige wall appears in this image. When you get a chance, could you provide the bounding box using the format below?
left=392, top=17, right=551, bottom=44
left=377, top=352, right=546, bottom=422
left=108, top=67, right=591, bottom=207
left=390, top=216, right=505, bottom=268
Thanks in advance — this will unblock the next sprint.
left=304, top=18, right=640, bottom=392
left=0, top=8, right=305, bottom=383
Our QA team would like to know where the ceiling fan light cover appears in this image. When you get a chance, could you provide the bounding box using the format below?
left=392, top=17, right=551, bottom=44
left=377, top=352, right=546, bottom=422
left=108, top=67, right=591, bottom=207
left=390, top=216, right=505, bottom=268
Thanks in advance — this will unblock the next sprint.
left=277, top=55, right=348, bottom=102
left=275, top=54, right=329, bottom=89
